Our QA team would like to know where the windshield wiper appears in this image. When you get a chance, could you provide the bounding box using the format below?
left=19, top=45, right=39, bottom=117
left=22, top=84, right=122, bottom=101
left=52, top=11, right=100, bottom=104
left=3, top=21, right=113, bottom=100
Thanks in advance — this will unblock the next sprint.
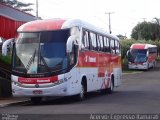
left=39, top=53, right=52, bottom=73
left=26, top=49, right=36, bottom=72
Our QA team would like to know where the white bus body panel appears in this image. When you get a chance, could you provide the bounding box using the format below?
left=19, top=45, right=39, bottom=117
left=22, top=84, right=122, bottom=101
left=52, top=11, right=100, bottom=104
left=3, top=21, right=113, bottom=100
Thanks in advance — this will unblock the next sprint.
left=12, top=66, right=122, bottom=97
left=113, top=68, right=122, bottom=86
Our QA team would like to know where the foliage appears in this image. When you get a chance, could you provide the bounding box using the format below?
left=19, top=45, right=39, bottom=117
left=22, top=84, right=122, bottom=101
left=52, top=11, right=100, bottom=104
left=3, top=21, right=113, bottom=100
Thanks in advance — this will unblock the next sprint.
left=122, top=57, right=128, bottom=71
left=0, top=55, right=11, bottom=65
left=0, top=0, right=33, bottom=12
left=131, top=21, right=160, bottom=40
left=120, top=39, right=135, bottom=59
left=120, top=39, right=160, bottom=72
left=117, top=34, right=127, bottom=40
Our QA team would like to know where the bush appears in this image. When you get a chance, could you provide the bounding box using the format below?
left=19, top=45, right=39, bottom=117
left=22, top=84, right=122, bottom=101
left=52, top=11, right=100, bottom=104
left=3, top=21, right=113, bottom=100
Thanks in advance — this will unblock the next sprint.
left=0, top=55, right=12, bottom=65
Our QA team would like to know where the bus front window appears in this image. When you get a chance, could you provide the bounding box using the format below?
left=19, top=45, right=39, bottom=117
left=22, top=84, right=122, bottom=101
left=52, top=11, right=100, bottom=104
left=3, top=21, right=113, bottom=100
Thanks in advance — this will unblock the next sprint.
left=13, top=33, right=39, bottom=73
left=128, top=49, right=147, bottom=63
left=12, top=29, right=74, bottom=75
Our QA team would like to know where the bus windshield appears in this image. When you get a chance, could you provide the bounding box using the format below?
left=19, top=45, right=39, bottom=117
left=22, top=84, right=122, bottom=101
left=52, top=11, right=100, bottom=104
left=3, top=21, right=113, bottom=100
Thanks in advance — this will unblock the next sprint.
left=128, top=49, right=147, bottom=63
left=12, top=29, right=70, bottom=75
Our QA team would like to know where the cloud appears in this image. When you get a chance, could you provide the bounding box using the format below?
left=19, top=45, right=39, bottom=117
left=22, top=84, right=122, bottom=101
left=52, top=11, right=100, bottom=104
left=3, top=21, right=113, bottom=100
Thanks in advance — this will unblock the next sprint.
left=19, top=0, right=160, bottom=38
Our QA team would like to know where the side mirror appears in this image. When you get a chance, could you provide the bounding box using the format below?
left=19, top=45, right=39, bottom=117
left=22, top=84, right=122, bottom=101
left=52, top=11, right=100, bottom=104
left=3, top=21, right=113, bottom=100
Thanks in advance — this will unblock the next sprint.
left=66, top=35, right=79, bottom=66
left=2, top=38, right=14, bottom=56
left=147, top=51, right=149, bottom=56
left=126, top=50, right=129, bottom=57
left=66, top=35, right=78, bottom=53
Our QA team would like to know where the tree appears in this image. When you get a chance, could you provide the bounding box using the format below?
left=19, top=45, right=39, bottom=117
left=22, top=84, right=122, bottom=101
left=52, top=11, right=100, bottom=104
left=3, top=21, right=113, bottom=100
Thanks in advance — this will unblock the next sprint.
left=131, top=21, right=160, bottom=41
left=153, top=18, right=160, bottom=40
left=0, top=0, right=33, bottom=12
left=117, top=34, right=127, bottom=40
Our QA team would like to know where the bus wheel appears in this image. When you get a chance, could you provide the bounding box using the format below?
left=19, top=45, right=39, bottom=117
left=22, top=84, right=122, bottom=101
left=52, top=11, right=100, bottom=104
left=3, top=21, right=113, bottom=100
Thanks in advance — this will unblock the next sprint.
left=30, top=97, right=42, bottom=104
left=107, top=77, right=114, bottom=94
left=75, top=83, right=85, bottom=101
left=147, top=64, right=149, bottom=71
left=153, top=61, right=156, bottom=68
left=79, top=83, right=85, bottom=100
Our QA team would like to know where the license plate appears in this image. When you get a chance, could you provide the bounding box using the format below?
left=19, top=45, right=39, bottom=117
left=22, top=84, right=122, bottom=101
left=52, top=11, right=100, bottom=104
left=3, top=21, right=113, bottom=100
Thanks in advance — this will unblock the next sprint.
left=33, top=90, right=43, bottom=94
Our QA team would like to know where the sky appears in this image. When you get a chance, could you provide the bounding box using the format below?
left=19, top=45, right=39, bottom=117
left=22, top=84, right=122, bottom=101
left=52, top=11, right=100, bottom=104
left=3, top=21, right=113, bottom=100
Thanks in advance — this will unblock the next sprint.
left=19, top=0, right=160, bottom=38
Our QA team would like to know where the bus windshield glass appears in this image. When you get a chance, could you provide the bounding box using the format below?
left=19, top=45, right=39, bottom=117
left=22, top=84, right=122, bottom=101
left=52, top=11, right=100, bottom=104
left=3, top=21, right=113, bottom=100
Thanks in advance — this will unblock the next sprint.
left=128, top=49, right=147, bottom=63
left=13, top=29, right=70, bottom=74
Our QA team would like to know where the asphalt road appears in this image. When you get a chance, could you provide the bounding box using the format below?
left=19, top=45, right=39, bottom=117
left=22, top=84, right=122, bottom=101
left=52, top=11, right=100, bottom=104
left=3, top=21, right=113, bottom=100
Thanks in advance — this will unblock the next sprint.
left=0, top=65, right=160, bottom=120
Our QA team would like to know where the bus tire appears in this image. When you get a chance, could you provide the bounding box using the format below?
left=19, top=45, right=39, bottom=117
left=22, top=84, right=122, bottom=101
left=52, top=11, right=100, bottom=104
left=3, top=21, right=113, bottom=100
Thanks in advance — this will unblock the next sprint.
left=107, top=76, right=114, bottom=94
left=79, top=83, right=85, bottom=100
left=147, top=64, right=149, bottom=71
left=75, top=79, right=86, bottom=101
left=30, top=97, right=42, bottom=104
left=76, top=83, right=85, bottom=101
left=153, top=61, right=156, bottom=68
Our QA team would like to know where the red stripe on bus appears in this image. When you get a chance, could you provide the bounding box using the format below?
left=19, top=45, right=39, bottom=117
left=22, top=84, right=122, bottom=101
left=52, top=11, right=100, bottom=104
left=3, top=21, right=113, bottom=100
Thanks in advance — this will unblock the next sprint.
left=18, top=76, right=58, bottom=84
left=18, top=19, right=66, bottom=32
left=131, top=44, right=145, bottom=49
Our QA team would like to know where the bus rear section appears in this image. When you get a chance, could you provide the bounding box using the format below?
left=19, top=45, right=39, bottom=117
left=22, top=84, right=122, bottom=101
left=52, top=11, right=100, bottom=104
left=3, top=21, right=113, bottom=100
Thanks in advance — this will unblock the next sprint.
left=127, top=43, right=157, bottom=70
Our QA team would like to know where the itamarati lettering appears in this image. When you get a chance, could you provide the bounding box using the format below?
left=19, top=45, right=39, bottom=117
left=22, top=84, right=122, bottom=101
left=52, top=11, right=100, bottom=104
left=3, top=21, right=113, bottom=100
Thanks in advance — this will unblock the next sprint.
left=89, top=56, right=96, bottom=62
left=85, top=56, right=96, bottom=63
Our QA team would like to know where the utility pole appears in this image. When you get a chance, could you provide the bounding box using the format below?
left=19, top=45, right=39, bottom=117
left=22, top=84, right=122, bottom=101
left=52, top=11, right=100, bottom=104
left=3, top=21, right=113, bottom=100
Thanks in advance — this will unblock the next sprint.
left=141, top=18, right=147, bottom=22
left=105, top=12, right=114, bottom=34
left=36, top=0, right=39, bottom=18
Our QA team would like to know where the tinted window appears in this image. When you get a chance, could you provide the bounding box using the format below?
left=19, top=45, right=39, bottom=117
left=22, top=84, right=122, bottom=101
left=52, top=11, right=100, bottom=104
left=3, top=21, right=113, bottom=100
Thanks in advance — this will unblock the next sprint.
left=110, top=39, right=115, bottom=54
left=96, top=35, right=101, bottom=51
left=90, top=32, right=97, bottom=51
left=104, top=37, right=110, bottom=52
left=99, top=36, right=104, bottom=52
left=115, top=40, right=120, bottom=54
left=82, top=30, right=90, bottom=50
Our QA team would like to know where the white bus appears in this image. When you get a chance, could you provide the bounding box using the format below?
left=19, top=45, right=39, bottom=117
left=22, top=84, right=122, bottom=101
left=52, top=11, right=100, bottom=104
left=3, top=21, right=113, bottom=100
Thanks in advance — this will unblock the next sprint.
left=11, top=19, right=122, bottom=103
left=127, top=43, right=157, bottom=70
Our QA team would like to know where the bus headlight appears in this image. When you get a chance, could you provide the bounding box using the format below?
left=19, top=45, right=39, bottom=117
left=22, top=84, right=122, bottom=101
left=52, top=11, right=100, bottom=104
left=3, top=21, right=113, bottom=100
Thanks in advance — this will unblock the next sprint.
left=143, top=62, right=147, bottom=65
left=53, top=78, right=68, bottom=86
left=12, top=81, right=21, bottom=87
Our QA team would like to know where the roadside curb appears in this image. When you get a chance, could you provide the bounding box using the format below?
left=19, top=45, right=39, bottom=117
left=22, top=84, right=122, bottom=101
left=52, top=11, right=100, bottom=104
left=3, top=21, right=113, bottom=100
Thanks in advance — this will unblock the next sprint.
left=0, top=99, right=30, bottom=107
left=122, top=71, right=143, bottom=75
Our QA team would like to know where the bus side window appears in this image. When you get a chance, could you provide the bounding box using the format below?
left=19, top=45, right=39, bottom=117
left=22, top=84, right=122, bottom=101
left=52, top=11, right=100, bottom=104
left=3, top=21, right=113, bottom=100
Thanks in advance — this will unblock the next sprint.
left=99, top=36, right=104, bottom=52
left=149, top=47, right=157, bottom=54
left=108, top=38, right=111, bottom=53
left=104, top=37, right=107, bottom=52
left=115, top=40, right=120, bottom=54
left=104, top=37, right=110, bottom=53
left=82, top=30, right=90, bottom=50
left=96, top=35, right=101, bottom=51
left=90, top=32, right=97, bottom=51
left=110, top=39, right=115, bottom=54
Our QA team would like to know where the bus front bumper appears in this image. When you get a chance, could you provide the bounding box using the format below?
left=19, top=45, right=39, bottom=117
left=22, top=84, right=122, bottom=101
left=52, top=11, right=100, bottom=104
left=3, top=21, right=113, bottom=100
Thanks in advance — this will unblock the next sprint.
left=128, top=63, right=148, bottom=70
left=12, top=82, right=70, bottom=97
